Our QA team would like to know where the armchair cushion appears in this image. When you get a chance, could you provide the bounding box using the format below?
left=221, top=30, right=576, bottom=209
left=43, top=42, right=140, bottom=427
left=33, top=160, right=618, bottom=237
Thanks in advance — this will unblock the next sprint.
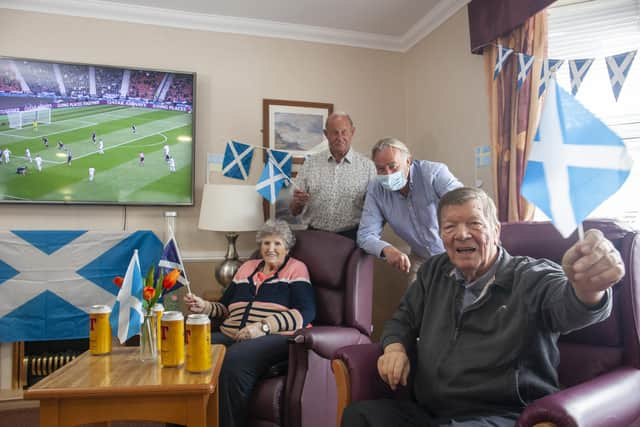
left=293, top=326, right=371, bottom=359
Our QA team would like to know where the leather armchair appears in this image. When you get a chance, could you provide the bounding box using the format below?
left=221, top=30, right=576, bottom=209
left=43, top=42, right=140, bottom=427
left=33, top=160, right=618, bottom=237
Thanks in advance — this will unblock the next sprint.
left=248, top=230, right=374, bottom=427
left=332, top=220, right=640, bottom=427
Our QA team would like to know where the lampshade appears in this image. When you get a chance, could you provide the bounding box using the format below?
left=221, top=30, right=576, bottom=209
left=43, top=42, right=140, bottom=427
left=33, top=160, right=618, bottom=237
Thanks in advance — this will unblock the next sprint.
left=198, top=184, right=264, bottom=232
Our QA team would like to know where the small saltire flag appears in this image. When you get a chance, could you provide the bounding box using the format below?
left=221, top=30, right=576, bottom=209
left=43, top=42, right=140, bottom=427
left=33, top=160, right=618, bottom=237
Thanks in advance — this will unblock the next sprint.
left=605, top=50, right=637, bottom=101
left=521, top=79, right=633, bottom=238
left=516, top=53, right=535, bottom=90
left=538, top=59, right=564, bottom=97
left=256, top=149, right=292, bottom=203
left=222, top=140, right=254, bottom=180
left=158, top=235, right=189, bottom=294
left=110, top=250, right=144, bottom=344
left=568, top=58, right=594, bottom=95
left=494, top=45, right=514, bottom=80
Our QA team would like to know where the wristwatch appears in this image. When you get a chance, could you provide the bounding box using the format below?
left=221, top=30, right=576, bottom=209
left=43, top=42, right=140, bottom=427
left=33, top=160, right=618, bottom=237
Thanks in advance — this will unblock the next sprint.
left=261, top=321, right=271, bottom=335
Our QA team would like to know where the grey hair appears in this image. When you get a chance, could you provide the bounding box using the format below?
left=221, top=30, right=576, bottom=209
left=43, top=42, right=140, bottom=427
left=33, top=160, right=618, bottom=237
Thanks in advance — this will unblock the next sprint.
left=325, top=112, right=354, bottom=129
left=371, top=137, right=411, bottom=160
left=256, top=219, right=296, bottom=250
left=437, top=187, right=499, bottom=232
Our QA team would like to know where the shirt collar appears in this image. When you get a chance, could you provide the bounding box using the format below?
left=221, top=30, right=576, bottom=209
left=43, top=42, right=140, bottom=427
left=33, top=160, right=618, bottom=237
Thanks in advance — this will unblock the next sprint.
left=451, top=247, right=503, bottom=288
left=328, top=148, right=353, bottom=164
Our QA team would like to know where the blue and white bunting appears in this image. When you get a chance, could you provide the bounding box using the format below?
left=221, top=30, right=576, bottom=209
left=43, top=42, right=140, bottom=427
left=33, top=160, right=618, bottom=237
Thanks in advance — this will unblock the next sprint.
left=158, top=235, right=189, bottom=294
left=516, top=53, right=536, bottom=90
left=256, top=149, right=292, bottom=204
left=605, top=50, right=637, bottom=101
left=110, top=250, right=145, bottom=344
left=494, top=45, right=514, bottom=80
left=222, top=140, right=254, bottom=180
left=568, top=58, right=595, bottom=95
left=0, top=230, right=161, bottom=342
left=538, top=59, right=564, bottom=97
left=521, top=80, right=632, bottom=238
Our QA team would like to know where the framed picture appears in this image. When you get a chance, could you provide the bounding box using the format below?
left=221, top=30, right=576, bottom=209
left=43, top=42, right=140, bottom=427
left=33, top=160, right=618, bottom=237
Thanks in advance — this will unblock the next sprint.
left=262, top=99, right=333, bottom=224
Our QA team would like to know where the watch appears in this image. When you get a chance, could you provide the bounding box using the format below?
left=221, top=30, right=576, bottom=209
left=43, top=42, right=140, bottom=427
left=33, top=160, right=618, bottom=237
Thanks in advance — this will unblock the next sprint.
left=261, top=321, right=271, bottom=335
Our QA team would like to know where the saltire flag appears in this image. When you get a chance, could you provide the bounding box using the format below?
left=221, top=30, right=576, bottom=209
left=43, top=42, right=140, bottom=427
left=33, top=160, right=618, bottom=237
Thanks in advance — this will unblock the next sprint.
left=0, top=230, right=162, bottom=342
left=494, top=45, right=514, bottom=80
left=256, top=149, right=292, bottom=203
left=516, top=53, right=535, bottom=90
left=538, top=59, right=564, bottom=97
left=568, top=58, right=594, bottom=95
left=222, top=140, right=254, bottom=180
left=109, top=250, right=144, bottom=344
left=605, top=50, right=637, bottom=101
left=157, top=235, right=189, bottom=295
left=521, top=79, right=632, bottom=238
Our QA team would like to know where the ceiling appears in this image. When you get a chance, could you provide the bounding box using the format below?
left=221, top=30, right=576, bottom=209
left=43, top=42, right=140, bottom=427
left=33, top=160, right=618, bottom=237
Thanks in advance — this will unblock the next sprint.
left=0, top=0, right=471, bottom=52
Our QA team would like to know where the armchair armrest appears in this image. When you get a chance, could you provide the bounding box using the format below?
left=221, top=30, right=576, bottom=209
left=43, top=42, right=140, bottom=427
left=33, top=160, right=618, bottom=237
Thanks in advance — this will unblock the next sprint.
left=292, top=326, right=371, bottom=359
left=518, top=367, right=640, bottom=427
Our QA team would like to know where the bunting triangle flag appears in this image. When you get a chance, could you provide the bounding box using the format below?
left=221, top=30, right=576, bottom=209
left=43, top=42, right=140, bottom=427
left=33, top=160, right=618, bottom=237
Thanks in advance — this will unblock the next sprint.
left=568, top=58, right=594, bottom=95
left=605, top=50, right=637, bottom=101
left=255, top=149, right=292, bottom=204
left=521, top=79, right=633, bottom=238
left=494, top=45, right=514, bottom=80
left=538, top=59, right=564, bottom=97
left=222, top=140, right=254, bottom=180
left=516, top=53, right=535, bottom=90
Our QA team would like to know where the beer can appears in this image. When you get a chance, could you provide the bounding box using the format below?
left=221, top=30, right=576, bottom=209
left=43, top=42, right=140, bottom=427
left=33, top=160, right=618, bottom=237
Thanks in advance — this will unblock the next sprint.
left=89, top=305, right=112, bottom=355
left=160, top=311, right=184, bottom=367
left=186, top=314, right=211, bottom=372
left=152, top=303, right=164, bottom=353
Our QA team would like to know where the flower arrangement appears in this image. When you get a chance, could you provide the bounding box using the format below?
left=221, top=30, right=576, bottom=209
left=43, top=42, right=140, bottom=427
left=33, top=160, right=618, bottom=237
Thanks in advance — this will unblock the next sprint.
left=112, top=267, right=181, bottom=316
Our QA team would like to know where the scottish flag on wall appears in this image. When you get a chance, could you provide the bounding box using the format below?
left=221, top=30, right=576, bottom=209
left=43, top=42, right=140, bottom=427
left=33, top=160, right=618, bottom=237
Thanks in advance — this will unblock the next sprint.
left=222, top=140, right=254, bottom=180
left=521, top=80, right=633, bottom=238
left=256, top=149, right=292, bottom=204
left=0, top=230, right=162, bottom=342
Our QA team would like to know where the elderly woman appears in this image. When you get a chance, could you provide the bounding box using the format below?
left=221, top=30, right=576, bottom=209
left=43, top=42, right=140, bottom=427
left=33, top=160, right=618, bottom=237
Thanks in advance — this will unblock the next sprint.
left=184, top=219, right=315, bottom=427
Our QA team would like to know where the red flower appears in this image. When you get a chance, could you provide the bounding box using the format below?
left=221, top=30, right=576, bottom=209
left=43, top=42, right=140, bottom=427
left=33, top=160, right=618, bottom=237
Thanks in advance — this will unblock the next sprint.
left=113, top=276, right=124, bottom=288
left=163, top=269, right=181, bottom=290
left=143, top=286, right=155, bottom=301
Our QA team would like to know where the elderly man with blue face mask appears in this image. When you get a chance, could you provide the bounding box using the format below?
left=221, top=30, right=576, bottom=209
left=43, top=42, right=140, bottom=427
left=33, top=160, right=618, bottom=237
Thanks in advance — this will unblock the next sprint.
left=357, top=137, right=462, bottom=285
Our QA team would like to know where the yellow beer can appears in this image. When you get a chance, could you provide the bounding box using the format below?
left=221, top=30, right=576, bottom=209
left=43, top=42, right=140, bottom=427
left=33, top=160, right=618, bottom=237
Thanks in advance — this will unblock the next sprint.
left=152, top=303, right=164, bottom=353
left=89, top=305, right=112, bottom=355
left=186, top=314, right=211, bottom=372
left=160, top=311, right=184, bottom=367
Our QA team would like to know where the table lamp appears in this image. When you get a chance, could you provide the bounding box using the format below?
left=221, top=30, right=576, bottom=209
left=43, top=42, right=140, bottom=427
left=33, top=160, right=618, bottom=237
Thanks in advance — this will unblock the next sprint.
left=198, top=184, right=264, bottom=287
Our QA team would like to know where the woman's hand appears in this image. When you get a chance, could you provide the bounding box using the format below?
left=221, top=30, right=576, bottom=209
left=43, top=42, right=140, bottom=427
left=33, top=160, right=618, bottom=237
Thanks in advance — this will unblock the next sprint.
left=184, top=293, right=209, bottom=314
left=236, top=322, right=265, bottom=341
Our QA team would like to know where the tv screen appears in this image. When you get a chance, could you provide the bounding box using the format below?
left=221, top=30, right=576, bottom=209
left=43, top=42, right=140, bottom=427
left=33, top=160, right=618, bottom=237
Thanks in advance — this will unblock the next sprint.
left=0, top=56, right=195, bottom=205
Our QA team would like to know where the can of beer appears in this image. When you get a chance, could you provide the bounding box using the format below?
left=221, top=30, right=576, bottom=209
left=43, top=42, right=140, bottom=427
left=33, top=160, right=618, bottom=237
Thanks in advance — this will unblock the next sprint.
left=186, top=314, right=211, bottom=372
left=152, top=303, right=164, bottom=353
left=160, top=310, right=184, bottom=367
left=89, top=305, right=112, bottom=355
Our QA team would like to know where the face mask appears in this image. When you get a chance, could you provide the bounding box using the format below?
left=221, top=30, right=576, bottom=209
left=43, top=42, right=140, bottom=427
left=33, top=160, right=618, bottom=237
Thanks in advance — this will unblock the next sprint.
left=376, top=170, right=407, bottom=191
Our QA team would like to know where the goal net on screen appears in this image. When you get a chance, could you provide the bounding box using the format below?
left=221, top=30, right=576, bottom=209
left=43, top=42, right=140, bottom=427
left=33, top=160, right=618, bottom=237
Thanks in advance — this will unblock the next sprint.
left=7, top=108, right=52, bottom=129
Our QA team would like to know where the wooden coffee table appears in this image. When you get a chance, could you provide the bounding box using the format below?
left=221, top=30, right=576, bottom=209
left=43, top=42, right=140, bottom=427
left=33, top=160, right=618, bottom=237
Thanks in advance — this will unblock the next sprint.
left=24, top=345, right=226, bottom=427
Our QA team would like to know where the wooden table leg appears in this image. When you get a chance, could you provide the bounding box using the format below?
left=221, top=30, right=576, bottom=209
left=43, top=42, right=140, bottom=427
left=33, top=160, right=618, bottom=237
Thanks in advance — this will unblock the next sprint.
left=185, top=395, right=207, bottom=427
left=39, top=400, right=59, bottom=427
left=207, top=388, right=219, bottom=427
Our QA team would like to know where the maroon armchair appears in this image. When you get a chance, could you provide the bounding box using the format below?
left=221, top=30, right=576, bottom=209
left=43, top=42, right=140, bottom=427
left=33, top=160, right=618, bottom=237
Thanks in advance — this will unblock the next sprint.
left=248, top=230, right=374, bottom=427
left=332, top=220, right=640, bottom=427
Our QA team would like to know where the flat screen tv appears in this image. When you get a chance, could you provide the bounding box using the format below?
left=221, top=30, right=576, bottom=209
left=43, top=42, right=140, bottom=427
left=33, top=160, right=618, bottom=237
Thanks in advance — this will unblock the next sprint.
left=0, top=56, right=195, bottom=205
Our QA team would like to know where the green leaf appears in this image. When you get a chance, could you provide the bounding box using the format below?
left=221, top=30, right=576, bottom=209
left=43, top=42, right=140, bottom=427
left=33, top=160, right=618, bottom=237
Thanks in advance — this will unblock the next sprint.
left=145, top=266, right=154, bottom=288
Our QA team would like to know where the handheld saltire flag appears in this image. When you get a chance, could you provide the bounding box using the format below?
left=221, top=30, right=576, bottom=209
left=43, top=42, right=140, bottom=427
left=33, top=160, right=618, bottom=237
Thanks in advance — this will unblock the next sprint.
left=521, top=79, right=633, bottom=238
left=568, top=58, right=594, bottom=96
left=516, top=53, right=535, bottom=90
left=605, top=50, right=637, bottom=101
left=538, top=59, right=564, bottom=98
left=493, top=45, right=514, bottom=80
left=256, top=149, right=292, bottom=203
left=110, top=250, right=144, bottom=344
left=158, top=235, right=189, bottom=294
left=222, top=140, right=254, bottom=180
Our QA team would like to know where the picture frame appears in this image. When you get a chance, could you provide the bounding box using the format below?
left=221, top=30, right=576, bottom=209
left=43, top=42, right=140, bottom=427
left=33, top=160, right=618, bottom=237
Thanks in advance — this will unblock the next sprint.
left=262, top=99, right=333, bottom=224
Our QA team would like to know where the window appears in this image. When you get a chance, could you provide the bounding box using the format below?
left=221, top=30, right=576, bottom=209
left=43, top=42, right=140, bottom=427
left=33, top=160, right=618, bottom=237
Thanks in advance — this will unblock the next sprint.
left=546, top=0, right=640, bottom=227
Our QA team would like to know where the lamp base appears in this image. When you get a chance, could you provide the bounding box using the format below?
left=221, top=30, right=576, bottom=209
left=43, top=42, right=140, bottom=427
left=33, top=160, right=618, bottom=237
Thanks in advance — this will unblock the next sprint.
left=216, top=258, right=242, bottom=288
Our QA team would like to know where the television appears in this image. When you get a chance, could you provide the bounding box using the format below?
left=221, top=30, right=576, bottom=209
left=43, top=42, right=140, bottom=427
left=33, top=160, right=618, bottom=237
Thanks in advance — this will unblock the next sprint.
left=0, top=56, right=195, bottom=206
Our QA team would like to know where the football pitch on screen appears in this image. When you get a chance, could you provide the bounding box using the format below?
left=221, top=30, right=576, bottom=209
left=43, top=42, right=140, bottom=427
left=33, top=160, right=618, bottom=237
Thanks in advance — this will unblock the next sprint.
left=0, top=104, right=193, bottom=204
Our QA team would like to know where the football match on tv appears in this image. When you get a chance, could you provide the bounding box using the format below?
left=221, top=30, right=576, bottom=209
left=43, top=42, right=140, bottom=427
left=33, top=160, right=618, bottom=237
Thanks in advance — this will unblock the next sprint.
left=0, top=57, right=195, bottom=205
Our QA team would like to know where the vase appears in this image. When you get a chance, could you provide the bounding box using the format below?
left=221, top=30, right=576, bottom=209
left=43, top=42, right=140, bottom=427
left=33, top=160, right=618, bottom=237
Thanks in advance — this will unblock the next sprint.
left=140, top=313, right=158, bottom=362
